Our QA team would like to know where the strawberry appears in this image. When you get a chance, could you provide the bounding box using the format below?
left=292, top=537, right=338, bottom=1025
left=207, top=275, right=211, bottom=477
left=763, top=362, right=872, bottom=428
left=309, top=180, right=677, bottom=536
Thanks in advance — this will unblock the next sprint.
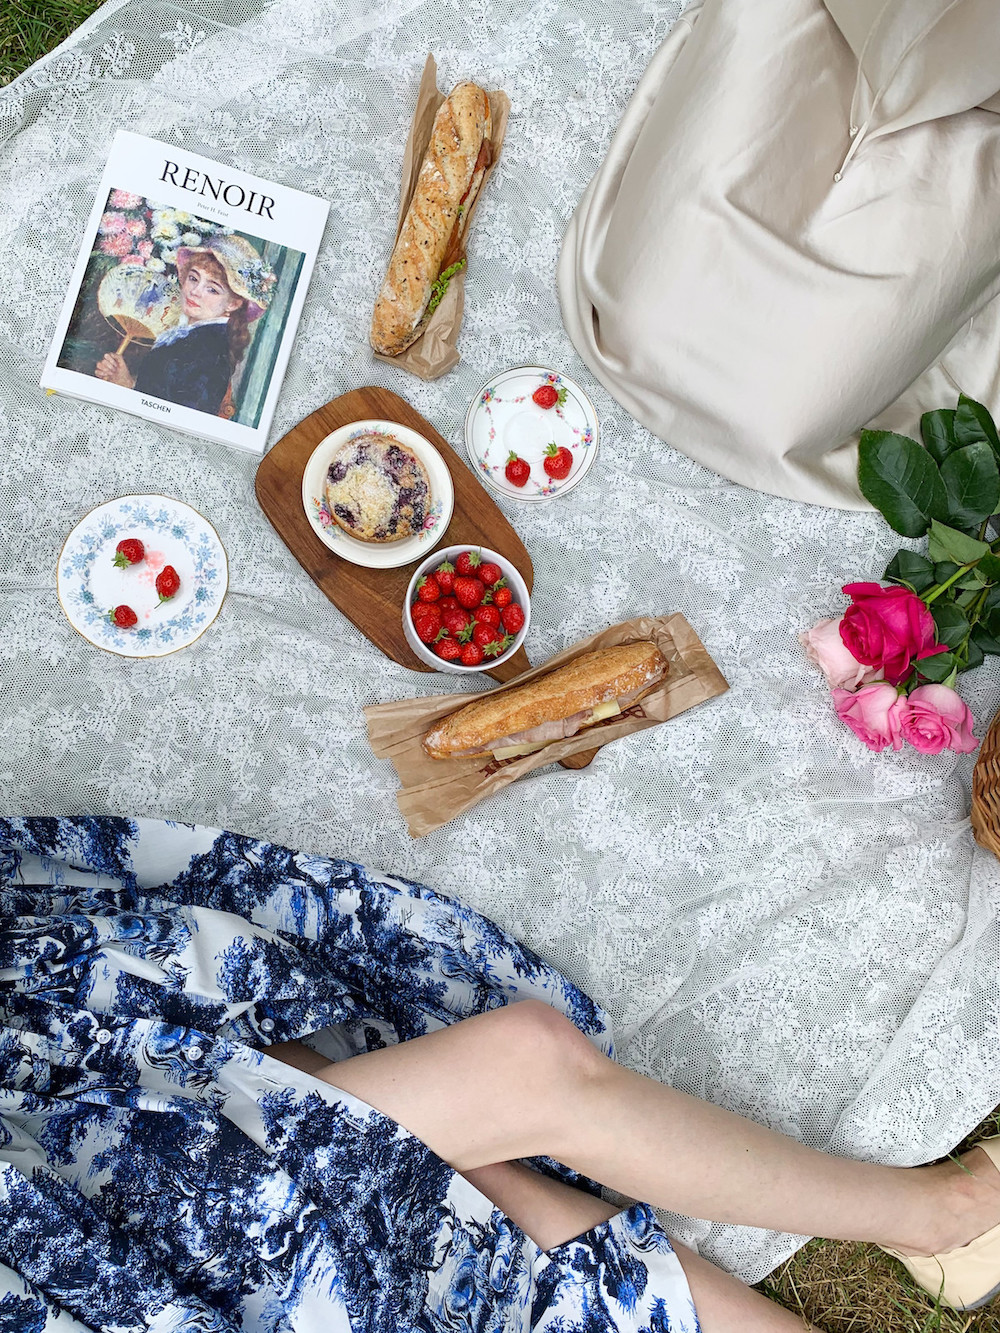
left=109, top=604, right=138, bottom=629
left=113, top=538, right=145, bottom=568
left=416, top=574, right=441, bottom=603
left=483, top=633, right=514, bottom=659
left=454, top=576, right=485, bottom=610
left=155, top=565, right=181, bottom=602
left=542, top=443, right=573, bottom=480
left=460, top=642, right=484, bottom=667
left=415, top=611, right=442, bottom=643
left=442, top=608, right=471, bottom=636
left=434, top=635, right=463, bottom=662
left=493, top=586, right=513, bottom=609
left=473, top=605, right=500, bottom=628
left=501, top=603, right=525, bottom=635
left=435, top=560, right=456, bottom=594
left=505, top=452, right=530, bottom=487
left=455, top=550, right=481, bottom=577
left=438, top=595, right=460, bottom=613
left=532, top=383, right=566, bottom=409
left=412, top=600, right=441, bottom=631
left=472, top=623, right=501, bottom=649
left=477, top=561, right=503, bottom=588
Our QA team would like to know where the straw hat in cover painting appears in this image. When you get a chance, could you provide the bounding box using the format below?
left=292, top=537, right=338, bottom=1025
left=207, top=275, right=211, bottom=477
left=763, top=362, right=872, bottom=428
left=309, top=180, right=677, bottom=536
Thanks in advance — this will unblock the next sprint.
left=558, top=0, right=1000, bottom=507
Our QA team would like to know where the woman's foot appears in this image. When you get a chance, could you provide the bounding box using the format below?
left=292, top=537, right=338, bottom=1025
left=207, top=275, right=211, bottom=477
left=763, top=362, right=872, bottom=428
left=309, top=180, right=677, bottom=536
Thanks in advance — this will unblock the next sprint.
left=888, top=1142, right=1000, bottom=1258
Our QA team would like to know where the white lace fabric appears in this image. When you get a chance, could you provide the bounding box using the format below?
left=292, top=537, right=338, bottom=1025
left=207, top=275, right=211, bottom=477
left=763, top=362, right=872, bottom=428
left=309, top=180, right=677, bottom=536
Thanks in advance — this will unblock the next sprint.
left=2, top=0, right=999, bottom=1284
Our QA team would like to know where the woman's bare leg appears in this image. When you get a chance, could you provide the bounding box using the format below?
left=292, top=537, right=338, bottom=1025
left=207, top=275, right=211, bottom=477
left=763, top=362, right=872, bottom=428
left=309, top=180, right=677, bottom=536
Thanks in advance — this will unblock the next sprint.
left=268, top=1001, right=1000, bottom=1261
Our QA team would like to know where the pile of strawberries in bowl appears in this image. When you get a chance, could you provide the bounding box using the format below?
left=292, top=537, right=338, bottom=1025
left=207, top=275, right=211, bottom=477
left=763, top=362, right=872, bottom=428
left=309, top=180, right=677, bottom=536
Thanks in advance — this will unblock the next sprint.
left=403, top=544, right=531, bottom=673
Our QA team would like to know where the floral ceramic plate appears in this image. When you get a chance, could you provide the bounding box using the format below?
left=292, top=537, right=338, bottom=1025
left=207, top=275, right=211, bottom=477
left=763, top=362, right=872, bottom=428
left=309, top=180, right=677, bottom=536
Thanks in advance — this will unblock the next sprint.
left=56, top=495, right=228, bottom=658
left=301, top=419, right=454, bottom=569
left=465, top=366, right=599, bottom=502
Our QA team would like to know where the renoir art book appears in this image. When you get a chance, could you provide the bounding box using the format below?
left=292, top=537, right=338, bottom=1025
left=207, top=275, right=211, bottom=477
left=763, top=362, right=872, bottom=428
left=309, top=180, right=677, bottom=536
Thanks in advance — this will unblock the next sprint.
left=41, top=131, right=330, bottom=454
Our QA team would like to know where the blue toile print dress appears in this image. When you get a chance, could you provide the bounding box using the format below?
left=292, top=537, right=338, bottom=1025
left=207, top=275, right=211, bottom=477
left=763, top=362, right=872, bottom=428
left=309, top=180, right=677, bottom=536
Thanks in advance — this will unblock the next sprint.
left=0, top=817, right=700, bottom=1333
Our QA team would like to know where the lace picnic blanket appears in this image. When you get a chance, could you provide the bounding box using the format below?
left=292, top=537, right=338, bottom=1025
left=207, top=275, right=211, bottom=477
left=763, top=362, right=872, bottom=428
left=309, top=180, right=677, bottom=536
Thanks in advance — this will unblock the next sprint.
left=1, top=0, right=999, bottom=1283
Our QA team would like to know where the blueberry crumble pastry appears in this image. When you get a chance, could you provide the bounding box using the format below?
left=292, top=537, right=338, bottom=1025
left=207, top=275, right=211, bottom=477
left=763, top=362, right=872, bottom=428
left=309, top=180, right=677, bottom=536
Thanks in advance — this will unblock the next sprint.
left=324, top=433, right=431, bottom=543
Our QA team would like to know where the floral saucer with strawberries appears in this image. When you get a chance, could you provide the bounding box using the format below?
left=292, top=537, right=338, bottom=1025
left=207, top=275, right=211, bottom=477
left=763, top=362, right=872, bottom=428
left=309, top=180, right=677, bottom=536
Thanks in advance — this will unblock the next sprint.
left=465, top=366, right=599, bottom=502
left=56, top=495, right=228, bottom=658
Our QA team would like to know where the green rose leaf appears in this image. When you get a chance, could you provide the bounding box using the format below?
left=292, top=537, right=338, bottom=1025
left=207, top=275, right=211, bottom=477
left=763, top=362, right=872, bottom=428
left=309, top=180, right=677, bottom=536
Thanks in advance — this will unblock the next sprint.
left=920, top=409, right=959, bottom=465
left=914, top=650, right=959, bottom=683
left=933, top=560, right=961, bottom=582
left=965, top=639, right=985, bottom=670
left=927, top=520, right=990, bottom=566
left=977, top=551, right=1000, bottom=583
left=972, top=622, right=1000, bottom=655
left=955, top=394, right=1000, bottom=461
left=930, top=599, right=970, bottom=649
left=984, top=606, right=1000, bottom=640
left=938, top=441, right=1000, bottom=527
left=857, top=430, right=947, bottom=537
left=884, top=549, right=936, bottom=592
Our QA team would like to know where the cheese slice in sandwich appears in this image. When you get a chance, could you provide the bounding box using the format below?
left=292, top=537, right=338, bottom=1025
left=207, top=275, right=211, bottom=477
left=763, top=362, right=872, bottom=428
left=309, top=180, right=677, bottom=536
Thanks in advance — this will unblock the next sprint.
left=422, top=642, right=668, bottom=761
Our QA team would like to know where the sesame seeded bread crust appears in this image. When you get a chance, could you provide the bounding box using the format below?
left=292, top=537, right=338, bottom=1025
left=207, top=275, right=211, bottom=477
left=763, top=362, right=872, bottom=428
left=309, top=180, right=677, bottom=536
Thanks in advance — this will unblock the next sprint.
left=422, top=642, right=668, bottom=759
left=371, top=82, right=492, bottom=356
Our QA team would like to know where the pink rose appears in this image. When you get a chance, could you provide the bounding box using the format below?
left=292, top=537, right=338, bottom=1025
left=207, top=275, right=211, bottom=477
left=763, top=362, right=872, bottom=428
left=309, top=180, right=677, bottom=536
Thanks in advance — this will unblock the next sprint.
left=98, top=210, right=127, bottom=235
left=137, top=240, right=154, bottom=259
left=119, top=253, right=144, bottom=264
left=800, top=617, right=881, bottom=690
left=99, top=232, right=132, bottom=257
left=126, top=216, right=147, bottom=236
left=832, top=683, right=906, bottom=752
left=109, top=189, right=143, bottom=209
left=900, top=684, right=978, bottom=755
left=839, top=583, right=944, bottom=685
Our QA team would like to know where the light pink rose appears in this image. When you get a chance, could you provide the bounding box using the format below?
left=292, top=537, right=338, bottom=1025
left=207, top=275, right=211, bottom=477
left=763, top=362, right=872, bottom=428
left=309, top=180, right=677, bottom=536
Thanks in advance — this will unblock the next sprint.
left=99, top=210, right=127, bottom=235
left=137, top=240, right=154, bottom=259
left=126, top=216, right=147, bottom=236
left=832, top=683, right=907, bottom=752
left=110, top=189, right=143, bottom=209
left=900, top=684, right=978, bottom=755
left=800, top=618, right=881, bottom=690
left=99, top=232, right=132, bottom=257
left=840, top=582, right=944, bottom=685
left=119, top=253, right=144, bottom=264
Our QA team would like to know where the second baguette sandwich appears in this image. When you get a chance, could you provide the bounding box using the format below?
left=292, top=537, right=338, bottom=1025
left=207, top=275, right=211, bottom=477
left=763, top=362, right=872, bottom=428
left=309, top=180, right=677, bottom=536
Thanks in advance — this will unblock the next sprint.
left=423, top=642, right=669, bottom=760
left=371, top=81, right=493, bottom=357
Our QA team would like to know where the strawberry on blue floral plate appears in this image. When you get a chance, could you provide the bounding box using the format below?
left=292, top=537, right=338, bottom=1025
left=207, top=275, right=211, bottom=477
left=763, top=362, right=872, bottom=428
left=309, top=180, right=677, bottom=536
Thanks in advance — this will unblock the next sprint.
left=465, top=366, right=599, bottom=502
left=56, top=495, right=228, bottom=658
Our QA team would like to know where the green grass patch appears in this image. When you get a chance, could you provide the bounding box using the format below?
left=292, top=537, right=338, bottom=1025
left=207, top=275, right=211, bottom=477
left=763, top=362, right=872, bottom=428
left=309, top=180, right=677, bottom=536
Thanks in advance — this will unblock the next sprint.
left=2, top=0, right=107, bottom=86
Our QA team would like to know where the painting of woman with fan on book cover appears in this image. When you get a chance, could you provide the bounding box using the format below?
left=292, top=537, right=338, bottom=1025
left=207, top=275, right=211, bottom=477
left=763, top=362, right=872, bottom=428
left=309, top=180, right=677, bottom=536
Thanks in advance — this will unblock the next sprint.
left=56, top=190, right=304, bottom=429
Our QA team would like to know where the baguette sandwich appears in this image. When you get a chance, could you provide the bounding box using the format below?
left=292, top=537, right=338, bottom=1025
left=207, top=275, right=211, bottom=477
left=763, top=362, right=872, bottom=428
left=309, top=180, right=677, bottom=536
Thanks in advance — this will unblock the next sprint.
left=423, top=642, right=669, bottom=761
left=371, top=81, right=493, bottom=357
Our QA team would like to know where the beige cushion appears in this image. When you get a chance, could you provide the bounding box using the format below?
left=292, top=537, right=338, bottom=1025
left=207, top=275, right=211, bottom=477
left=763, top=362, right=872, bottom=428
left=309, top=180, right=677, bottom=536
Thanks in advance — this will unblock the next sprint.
left=557, top=0, right=1000, bottom=507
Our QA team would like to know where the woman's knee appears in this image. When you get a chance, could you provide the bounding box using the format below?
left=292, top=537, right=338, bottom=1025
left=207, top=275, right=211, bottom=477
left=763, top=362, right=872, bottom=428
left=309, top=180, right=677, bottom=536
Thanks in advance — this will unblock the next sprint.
left=495, top=999, right=607, bottom=1087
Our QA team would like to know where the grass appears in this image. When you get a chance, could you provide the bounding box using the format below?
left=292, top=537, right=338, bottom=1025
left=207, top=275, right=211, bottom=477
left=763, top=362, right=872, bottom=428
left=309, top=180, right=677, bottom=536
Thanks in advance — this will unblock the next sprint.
left=1, top=0, right=107, bottom=86
left=5, top=3, right=1000, bottom=1332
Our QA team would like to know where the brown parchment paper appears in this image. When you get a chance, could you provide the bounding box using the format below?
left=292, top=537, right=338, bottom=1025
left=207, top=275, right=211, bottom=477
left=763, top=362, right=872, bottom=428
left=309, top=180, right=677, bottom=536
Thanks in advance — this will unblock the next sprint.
left=364, top=614, right=729, bottom=837
left=371, top=54, right=510, bottom=380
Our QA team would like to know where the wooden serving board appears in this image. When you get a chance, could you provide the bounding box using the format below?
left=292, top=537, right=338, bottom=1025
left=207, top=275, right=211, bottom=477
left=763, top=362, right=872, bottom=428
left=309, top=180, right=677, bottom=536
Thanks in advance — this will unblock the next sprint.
left=256, top=388, right=598, bottom=768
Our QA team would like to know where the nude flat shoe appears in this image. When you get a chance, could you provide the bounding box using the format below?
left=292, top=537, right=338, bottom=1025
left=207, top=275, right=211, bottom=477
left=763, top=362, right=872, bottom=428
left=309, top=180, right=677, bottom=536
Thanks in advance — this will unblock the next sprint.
left=882, top=1138, right=1000, bottom=1310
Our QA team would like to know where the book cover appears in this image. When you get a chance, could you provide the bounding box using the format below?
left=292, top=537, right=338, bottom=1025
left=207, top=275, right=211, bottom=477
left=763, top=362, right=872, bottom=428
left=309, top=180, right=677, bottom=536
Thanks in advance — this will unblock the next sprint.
left=41, top=131, right=330, bottom=454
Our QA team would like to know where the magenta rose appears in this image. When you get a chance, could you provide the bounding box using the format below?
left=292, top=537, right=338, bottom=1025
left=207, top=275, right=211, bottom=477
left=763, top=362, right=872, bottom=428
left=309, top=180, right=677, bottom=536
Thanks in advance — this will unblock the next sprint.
left=800, top=617, right=881, bottom=690
left=839, top=583, right=943, bottom=685
left=900, top=684, right=978, bottom=755
left=832, top=683, right=907, bottom=752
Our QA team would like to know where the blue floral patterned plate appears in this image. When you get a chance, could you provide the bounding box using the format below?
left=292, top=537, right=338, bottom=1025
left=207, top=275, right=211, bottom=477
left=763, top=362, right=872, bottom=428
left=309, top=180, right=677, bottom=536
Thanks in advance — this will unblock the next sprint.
left=465, top=366, right=600, bottom=501
left=301, top=419, right=453, bottom=569
left=56, top=495, right=228, bottom=657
